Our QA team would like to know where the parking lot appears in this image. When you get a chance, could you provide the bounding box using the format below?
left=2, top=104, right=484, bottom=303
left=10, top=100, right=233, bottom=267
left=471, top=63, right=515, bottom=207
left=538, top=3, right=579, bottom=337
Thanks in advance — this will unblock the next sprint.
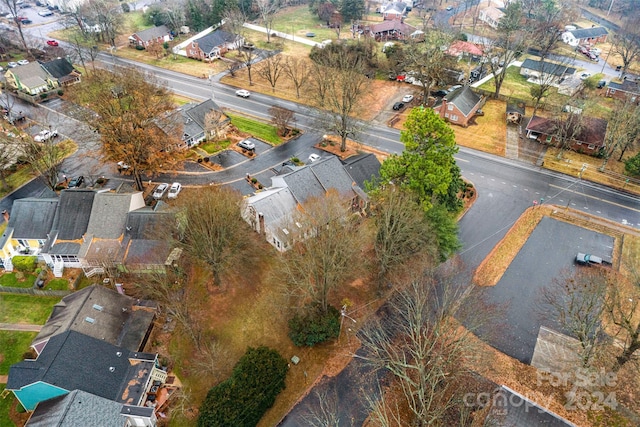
left=479, top=216, right=615, bottom=363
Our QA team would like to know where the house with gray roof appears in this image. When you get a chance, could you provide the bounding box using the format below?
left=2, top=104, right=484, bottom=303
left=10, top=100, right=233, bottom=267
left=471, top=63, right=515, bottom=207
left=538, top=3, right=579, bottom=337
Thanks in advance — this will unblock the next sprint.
left=243, top=156, right=363, bottom=251
left=605, top=79, right=640, bottom=104
left=433, top=86, right=484, bottom=127
left=7, top=330, right=167, bottom=411
left=4, top=61, right=58, bottom=95
left=165, top=98, right=230, bottom=149
left=31, top=284, right=157, bottom=355
left=129, top=25, right=172, bottom=48
left=185, top=29, right=243, bottom=62
left=25, top=390, right=157, bottom=427
left=561, top=26, right=608, bottom=46
left=341, top=153, right=381, bottom=189
left=39, top=58, right=81, bottom=87
left=0, top=198, right=58, bottom=269
left=520, top=59, right=576, bottom=84
left=379, top=1, right=406, bottom=20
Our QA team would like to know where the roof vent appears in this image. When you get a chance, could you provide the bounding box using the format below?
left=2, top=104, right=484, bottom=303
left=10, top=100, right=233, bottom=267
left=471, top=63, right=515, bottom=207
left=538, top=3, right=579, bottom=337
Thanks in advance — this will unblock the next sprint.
left=116, top=351, right=122, bottom=357
left=109, top=366, right=115, bottom=372
left=84, top=317, right=95, bottom=324
left=92, top=304, right=103, bottom=311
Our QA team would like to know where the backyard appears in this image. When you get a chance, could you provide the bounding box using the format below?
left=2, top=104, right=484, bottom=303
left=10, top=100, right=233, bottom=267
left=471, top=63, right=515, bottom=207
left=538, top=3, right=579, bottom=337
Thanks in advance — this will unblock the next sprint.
left=0, top=294, right=60, bottom=324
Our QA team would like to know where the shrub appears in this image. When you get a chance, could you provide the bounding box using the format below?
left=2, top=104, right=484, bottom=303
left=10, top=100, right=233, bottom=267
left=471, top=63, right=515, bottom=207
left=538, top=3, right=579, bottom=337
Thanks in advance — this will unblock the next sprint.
left=291, top=157, right=300, bottom=163
left=55, top=184, right=65, bottom=190
left=40, top=93, right=48, bottom=100
left=96, top=177, right=106, bottom=184
left=197, top=158, right=203, bottom=163
left=9, top=164, right=17, bottom=172
left=16, top=156, right=29, bottom=165
left=135, top=45, right=145, bottom=51
left=13, top=256, right=37, bottom=273
left=288, top=304, right=341, bottom=347
left=198, top=346, right=288, bottom=427
left=251, top=177, right=258, bottom=184
left=57, top=90, right=64, bottom=96
left=203, top=157, right=209, bottom=162
left=258, top=184, right=263, bottom=189
left=121, top=2, right=130, bottom=12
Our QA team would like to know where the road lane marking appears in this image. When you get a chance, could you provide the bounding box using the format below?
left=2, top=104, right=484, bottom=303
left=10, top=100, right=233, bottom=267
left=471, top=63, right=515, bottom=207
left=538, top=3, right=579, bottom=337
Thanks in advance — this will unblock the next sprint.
left=548, top=184, right=640, bottom=213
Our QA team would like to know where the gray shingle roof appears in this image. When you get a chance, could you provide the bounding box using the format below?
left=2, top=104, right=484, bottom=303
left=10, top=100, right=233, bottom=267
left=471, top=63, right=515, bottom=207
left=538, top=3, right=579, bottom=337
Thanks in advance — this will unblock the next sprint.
left=272, top=157, right=357, bottom=204
left=246, top=187, right=297, bottom=231
left=125, top=208, right=172, bottom=239
left=608, top=79, right=640, bottom=94
left=521, top=58, right=576, bottom=77
left=51, top=190, right=96, bottom=240
left=133, top=25, right=170, bottom=42
left=444, top=86, right=483, bottom=117
left=86, top=192, right=142, bottom=239
left=125, top=239, right=170, bottom=265
left=341, top=153, right=381, bottom=189
left=47, top=241, right=82, bottom=255
left=8, top=331, right=156, bottom=408
left=26, top=390, right=124, bottom=427
left=177, top=98, right=227, bottom=141
left=194, top=30, right=238, bottom=55
left=7, top=62, right=50, bottom=87
left=7, top=198, right=58, bottom=239
left=570, top=26, right=608, bottom=39
left=39, top=58, right=78, bottom=80
left=32, top=285, right=156, bottom=354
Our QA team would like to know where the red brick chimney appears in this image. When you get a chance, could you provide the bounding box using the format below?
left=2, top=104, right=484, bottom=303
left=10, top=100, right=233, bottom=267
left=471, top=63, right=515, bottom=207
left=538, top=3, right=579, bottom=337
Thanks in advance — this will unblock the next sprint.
left=2, top=210, right=8, bottom=223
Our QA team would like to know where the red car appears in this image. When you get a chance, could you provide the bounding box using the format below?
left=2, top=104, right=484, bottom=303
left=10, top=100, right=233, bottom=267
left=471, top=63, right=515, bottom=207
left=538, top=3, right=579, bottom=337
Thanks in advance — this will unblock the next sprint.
left=47, top=40, right=59, bottom=46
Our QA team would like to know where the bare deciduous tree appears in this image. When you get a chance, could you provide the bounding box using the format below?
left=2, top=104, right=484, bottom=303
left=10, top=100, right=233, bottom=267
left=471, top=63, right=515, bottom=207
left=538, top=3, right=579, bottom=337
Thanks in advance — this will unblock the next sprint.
left=22, top=136, right=68, bottom=190
left=600, top=95, right=640, bottom=169
left=1, top=0, right=29, bottom=54
left=0, top=133, right=20, bottom=191
left=237, top=45, right=259, bottom=85
left=371, top=187, right=438, bottom=290
left=269, top=105, right=295, bottom=136
left=540, top=268, right=609, bottom=367
left=357, top=266, right=487, bottom=426
left=254, top=0, right=280, bottom=44
left=611, top=16, right=640, bottom=77
left=256, top=54, right=285, bottom=92
left=279, top=192, right=361, bottom=314
left=177, top=186, right=252, bottom=288
left=203, top=109, right=227, bottom=142
left=301, top=388, right=344, bottom=427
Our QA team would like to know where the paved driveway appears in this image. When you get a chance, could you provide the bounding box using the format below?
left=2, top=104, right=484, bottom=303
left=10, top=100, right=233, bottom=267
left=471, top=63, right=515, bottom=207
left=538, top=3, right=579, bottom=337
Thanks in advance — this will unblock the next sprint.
left=477, top=216, right=614, bottom=363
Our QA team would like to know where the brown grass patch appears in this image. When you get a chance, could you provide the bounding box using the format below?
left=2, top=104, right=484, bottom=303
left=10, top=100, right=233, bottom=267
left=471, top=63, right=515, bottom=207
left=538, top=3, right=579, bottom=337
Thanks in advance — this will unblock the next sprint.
left=473, top=206, right=547, bottom=286
left=543, top=148, right=640, bottom=195
left=452, top=99, right=506, bottom=156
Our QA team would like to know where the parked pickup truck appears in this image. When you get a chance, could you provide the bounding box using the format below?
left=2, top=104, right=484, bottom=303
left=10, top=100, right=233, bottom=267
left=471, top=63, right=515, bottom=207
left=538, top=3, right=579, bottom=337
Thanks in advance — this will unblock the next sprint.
left=34, top=129, right=58, bottom=142
left=575, top=253, right=611, bottom=267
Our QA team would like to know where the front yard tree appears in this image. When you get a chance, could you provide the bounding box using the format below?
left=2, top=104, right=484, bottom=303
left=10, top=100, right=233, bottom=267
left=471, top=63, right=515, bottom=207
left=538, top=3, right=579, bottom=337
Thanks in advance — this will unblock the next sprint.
left=0, top=133, right=20, bottom=191
left=284, top=57, right=310, bottom=99
left=23, top=137, right=67, bottom=191
left=2, top=0, right=29, bottom=54
left=177, top=186, right=251, bottom=288
left=402, top=30, right=456, bottom=103
left=485, top=0, right=527, bottom=98
left=238, top=43, right=259, bottom=85
left=256, top=54, right=285, bottom=92
left=371, top=187, right=438, bottom=289
left=269, top=105, right=295, bottom=136
left=600, top=97, right=640, bottom=170
left=612, top=16, right=640, bottom=77
left=379, top=107, right=460, bottom=212
left=72, top=67, right=181, bottom=191
left=309, top=45, right=369, bottom=152
left=279, top=192, right=361, bottom=315
left=254, top=0, right=279, bottom=43
left=339, top=0, right=365, bottom=23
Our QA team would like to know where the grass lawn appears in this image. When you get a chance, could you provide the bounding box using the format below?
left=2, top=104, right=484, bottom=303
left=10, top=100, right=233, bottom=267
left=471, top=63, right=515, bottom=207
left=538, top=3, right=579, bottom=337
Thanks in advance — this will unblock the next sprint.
left=0, top=294, right=59, bottom=324
left=271, top=5, right=338, bottom=42
left=0, top=273, right=36, bottom=289
left=479, top=65, right=541, bottom=102
left=200, top=140, right=232, bottom=154
left=44, top=279, right=69, bottom=291
left=0, top=384, right=19, bottom=427
left=452, top=99, right=507, bottom=157
left=227, top=113, right=282, bottom=145
left=0, top=331, right=37, bottom=375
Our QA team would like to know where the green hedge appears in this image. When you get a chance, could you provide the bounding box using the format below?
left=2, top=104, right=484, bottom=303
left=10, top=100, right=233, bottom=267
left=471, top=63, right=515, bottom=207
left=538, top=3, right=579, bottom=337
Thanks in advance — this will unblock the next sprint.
left=198, top=346, right=288, bottom=427
left=12, top=256, right=37, bottom=272
left=288, top=304, right=341, bottom=347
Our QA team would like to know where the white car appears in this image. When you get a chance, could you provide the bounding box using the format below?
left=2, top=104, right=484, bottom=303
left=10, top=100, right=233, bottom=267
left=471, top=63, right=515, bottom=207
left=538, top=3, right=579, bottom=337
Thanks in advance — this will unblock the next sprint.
left=17, top=59, right=29, bottom=65
left=402, top=94, right=414, bottom=103
left=580, top=72, right=592, bottom=80
left=38, top=9, right=54, bottom=16
left=235, top=89, right=250, bottom=98
left=167, top=182, right=182, bottom=199
left=34, top=129, right=58, bottom=142
left=153, top=183, right=169, bottom=199
left=238, top=139, right=255, bottom=150
left=7, top=62, right=18, bottom=68
left=117, top=161, right=130, bottom=170
left=308, top=153, right=321, bottom=163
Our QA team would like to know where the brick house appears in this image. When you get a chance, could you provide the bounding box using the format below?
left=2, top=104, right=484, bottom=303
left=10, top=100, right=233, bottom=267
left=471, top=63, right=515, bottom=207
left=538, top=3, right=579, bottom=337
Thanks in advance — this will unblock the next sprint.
left=478, top=6, right=504, bottom=29
left=561, top=26, right=608, bottom=47
left=379, top=1, right=407, bottom=20
left=185, top=30, right=243, bottom=62
left=129, top=25, right=172, bottom=48
left=433, top=86, right=484, bottom=127
left=367, top=20, right=417, bottom=41
left=605, top=79, right=640, bottom=104
left=525, top=115, right=608, bottom=155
